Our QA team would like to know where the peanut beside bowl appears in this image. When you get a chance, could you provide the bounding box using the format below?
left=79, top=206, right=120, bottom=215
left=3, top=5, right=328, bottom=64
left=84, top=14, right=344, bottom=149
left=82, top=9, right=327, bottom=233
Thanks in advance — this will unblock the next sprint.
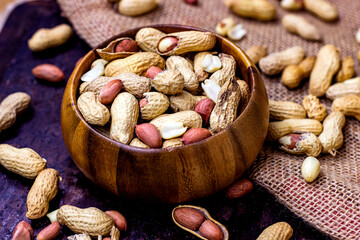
left=61, top=25, right=269, bottom=203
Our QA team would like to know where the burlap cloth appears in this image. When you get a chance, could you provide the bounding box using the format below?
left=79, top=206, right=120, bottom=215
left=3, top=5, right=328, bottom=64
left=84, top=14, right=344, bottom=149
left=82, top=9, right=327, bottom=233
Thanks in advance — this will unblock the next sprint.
left=56, top=0, right=360, bottom=239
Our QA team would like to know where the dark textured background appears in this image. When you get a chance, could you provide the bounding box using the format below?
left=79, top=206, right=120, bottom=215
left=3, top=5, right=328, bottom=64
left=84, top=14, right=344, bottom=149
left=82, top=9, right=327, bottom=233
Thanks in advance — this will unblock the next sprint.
left=0, top=1, right=331, bottom=239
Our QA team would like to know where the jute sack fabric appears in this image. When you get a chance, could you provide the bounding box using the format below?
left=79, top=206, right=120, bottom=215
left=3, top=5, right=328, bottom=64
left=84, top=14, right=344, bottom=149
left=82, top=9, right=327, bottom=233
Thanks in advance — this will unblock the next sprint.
left=56, top=0, right=360, bottom=239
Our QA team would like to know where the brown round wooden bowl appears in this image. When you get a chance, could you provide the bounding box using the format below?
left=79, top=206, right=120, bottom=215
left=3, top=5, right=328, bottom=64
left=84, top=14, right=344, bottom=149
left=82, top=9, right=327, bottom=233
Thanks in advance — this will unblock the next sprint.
left=61, top=25, right=269, bottom=204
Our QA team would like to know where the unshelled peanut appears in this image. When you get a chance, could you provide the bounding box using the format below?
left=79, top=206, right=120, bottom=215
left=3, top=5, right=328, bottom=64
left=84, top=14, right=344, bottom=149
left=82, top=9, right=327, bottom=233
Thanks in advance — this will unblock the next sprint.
left=110, top=92, right=139, bottom=144
left=118, top=0, right=159, bottom=16
left=318, top=111, right=345, bottom=155
left=0, top=144, right=47, bottom=179
left=331, top=95, right=360, bottom=121
left=140, top=92, right=169, bottom=120
left=281, top=56, right=316, bottom=89
left=209, top=53, right=236, bottom=87
left=77, top=92, right=110, bottom=126
left=267, top=119, right=323, bottom=141
left=129, top=138, right=150, bottom=148
left=302, top=95, right=327, bottom=121
left=269, top=100, right=306, bottom=120
left=57, top=205, right=114, bottom=237
left=224, top=0, right=276, bottom=21
left=303, top=0, right=338, bottom=22
left=245, top=45, right=268, bottom=65
left=166, top=56, right=198, bottom=92
left=259, top=46, right=305, bottom=75
left=309, top=44, right=340, bottom=97
left=335, top=56, right=355, bottom=82
left=0, top=92, right=31, bottom=132
left=26, top=169, right=62, bottom=219
left=326, top=77, right=360, bottom=100
left=282, top=14, right=321, bottom=41
left=257, top=222, right=293, bottom=240
left=162, top=138, right=184, bottom=148
left=28, top=24, right=73, bottom=52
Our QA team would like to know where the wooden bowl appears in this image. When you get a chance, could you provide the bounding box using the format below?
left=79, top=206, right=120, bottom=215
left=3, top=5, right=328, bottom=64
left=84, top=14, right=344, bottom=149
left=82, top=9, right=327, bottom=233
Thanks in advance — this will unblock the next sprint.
left=61, top=25, right=269, bottom=203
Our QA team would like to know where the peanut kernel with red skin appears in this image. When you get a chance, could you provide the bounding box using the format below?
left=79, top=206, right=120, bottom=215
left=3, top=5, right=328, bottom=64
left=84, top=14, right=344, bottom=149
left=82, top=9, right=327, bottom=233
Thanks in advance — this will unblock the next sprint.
left=114, top=39, right=138, bottom=53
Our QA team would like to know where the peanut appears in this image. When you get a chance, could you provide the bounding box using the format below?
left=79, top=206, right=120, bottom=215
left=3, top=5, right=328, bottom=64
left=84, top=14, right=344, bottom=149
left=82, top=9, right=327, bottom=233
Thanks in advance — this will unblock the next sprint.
left=0, top=92, right=31, bottom=132
left=210, top=77, right=241, bottom=133
left=201, top=79, right=221, bottom=103
left=237, top=79, right=251, bottom=111
left=96, top=38, right=138, bottom=61
left=335, top=56, right=355, bottom=82
left=135, top=123, right=162, bottom=148
left=225, top=179, right=253, bottom=199
left=266, top=119, right=323, bottom=141
left=194, top=98, right=215, bottom=125
left=215, top=17, right=236, bottom=36
left=26, top=168, right=62, bottom=219
left=135, top=28, right=166, bottom=53
left=303, top=0, right=338, bottom=22
left=181, top=128, right=212, bottom=145
left=129, top=138, right=150, bottom=148
left=209, top=53, right=236, bottom=87
left=162, top=138, right=184, bottom=148
left=259, top=46, right=305, bottom=75
left=318, top=111, right=345, bottom=155
left=105, top=210, right=127, bottom=231
left=144, top=66, right=163, bottom=79
left=68, top=233, right=91, bottom=240
left=110, top=92, right=139, bottom=144
left=152, top=69, right=185, bottom=95
left=140, top=92, right=169, bottom=120
left=99, top=79, right=123, bottom=105
left=174, top=207, right=205, bottom=231
left=77, top=92, right=110, bottom=126
left=36, top=221, right=61, bottom=240
left=114, top=39, right=138, bottom=53
left=301, top=157, right=321, bottom=183
left=245, top=45, right=268, bottom=65
left=199, top=220, right=224, bottom=240
left=302, top=95, right=327, bottom=121
left=202, top=54, right=222, bottom=73
left=28, top=24, right=73, bottom=52
left=309, top=44, right=340, bottom=97
left=224, top=0, right=276, bottom=21
left=118, top=0, right=159, bottom=16
left=159, top=121, right=188, bottom=139
left=0, top=144, right=46, bottom=179
left=326, top=77, right=360, bottom=100
left=194, top=52, right=210, bottom=82
left=269, top=100, right=306, bottom=120
left=172, top=205, right=228, bottom=240
left=281, top=56, right=316, bottom=89
left=184, top=0, right=197, bottom=5
left=157, top=31, right=216, bottom=56
left=257, top=222, right=293, bottom=240
left=282, top=14, right=321, bottom=41
left=227, top=24, right=247, bottom=41
left=170, top=91, right=206, bottom=112
left=80, top=74, right=151, bottom=98
left=11, top=221, right=33, bottom=240
left=110, top=226, right=120, bottom=240
left=57, top=205, right=114, bottom=237
left=32, top=64, right=66, bottom=82
left=332, top=95, right=360, bottom=121
left=166, top=56, right=198, bottom=92
left=279, top=133, right=322, bottom=157
left=280, top=0, right=303, bottom=11
left=150, top=110, right=202, bottom=131
left=105, top=52, right=165, bottom=77
left=81, top=59, right=108, bottom=82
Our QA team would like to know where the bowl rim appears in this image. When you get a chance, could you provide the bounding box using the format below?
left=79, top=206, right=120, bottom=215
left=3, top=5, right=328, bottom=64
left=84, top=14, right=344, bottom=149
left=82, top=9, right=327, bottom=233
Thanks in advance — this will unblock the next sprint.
left=69, top=24, right=259, bottom=153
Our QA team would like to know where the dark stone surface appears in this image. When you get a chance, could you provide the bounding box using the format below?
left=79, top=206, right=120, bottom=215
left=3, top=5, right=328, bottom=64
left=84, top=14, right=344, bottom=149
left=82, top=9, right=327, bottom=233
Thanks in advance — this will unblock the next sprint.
left=0, top=1, right=331, bottom=239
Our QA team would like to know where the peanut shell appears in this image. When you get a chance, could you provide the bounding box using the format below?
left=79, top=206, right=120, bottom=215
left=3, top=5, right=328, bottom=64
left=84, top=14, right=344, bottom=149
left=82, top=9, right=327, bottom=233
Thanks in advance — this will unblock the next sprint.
left=77, top=92, right=110, bottom=126
left=96, top=37, right=137, bottom=61
left=135, top=28, right=166, bottom=53
left=140, top=92, right=170, bottom=120
left=152, top=69, right=185, bottom=95
left=209, top=53, right=236, bottom=87
left=170, top=91, right=206, bottom=112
